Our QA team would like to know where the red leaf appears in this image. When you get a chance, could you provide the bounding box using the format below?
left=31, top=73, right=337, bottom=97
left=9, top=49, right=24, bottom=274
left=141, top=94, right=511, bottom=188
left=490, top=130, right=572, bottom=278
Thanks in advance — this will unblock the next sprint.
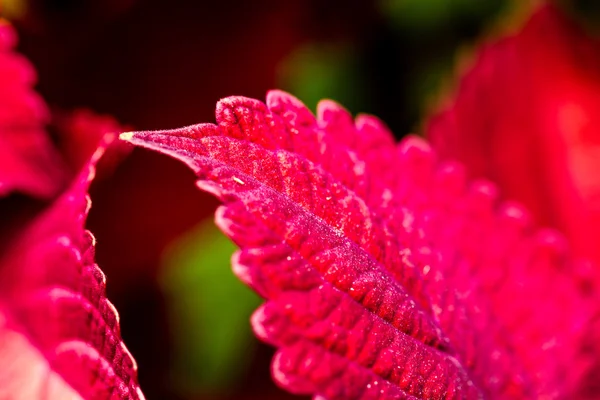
left=0, top=134, right=144, bottom=400
left=53, top=109, right=132, bottom=176
left=425, top=4, right=600, bottom=270
left=0, top=21, right=66, bottom=198
left=123, top=91, right=597, bottom=399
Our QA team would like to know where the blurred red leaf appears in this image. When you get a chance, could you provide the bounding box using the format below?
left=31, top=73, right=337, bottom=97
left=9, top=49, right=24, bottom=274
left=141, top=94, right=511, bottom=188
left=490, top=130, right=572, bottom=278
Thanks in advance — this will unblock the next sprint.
left=0, top=134, right=143, bottom=399
left=0, top=20, right=66, bottom=198
left=53, top=109, right=131, bottom=177
left=426, top=4, right=600, bottom=269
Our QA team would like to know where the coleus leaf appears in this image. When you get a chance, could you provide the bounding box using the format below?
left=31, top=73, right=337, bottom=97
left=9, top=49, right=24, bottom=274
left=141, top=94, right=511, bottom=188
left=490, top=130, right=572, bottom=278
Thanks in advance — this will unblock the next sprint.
left=122, top=91, right=597, bottom=399
left=0, top=20, right=66, bottom=198
left=0, top=133, right=144, bottom=399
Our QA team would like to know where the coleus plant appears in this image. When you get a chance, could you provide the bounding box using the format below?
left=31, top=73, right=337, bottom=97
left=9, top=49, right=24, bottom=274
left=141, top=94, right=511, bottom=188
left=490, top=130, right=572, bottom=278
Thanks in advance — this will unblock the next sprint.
left=2, top=3, right=600, bottom=400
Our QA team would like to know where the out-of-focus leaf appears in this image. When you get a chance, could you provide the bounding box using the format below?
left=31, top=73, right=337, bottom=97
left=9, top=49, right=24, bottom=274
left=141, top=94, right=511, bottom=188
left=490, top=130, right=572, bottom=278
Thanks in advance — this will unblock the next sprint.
left=379, top=0, right=504, bottom=33
left=0, top=0, right=27, bottom=20
left=426, top=3, right=600, bottom=271
left=161, top=219, right=261, bottom=394
left=0, top=134, right=144, bottom=399
left=379, top=0, right=451, bottom=31
left=556, top=0, right=600, bottom=35
left=0, top=20, right=67, bottom=198
left=278, top=43, right=364, bottom=115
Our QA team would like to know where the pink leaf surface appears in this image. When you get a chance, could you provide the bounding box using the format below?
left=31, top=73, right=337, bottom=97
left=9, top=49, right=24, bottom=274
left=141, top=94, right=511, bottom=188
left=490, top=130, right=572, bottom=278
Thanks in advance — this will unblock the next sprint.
left=0, top=20, right=66, bottom=198
left=0, top=133, right=144, bottom=400
left=122, top=91, right=598, bottom=399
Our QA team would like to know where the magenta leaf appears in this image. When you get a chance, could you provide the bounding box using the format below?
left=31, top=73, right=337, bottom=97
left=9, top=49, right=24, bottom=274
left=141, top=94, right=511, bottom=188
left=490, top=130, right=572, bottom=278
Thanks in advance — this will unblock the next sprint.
left=0, top=134, right=144, bottom=399
left=0, top=21, right=66, bottom=198
left=122, top=91, right=597, bottom=399
left=53, top=109, right=132, bottom=176
left=426, top=4, right=600, bottom=273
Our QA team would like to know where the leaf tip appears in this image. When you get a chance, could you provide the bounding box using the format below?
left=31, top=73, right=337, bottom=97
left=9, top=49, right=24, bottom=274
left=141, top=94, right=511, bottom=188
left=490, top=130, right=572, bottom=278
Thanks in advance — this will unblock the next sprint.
left=119, top=131, right=135, bottom=142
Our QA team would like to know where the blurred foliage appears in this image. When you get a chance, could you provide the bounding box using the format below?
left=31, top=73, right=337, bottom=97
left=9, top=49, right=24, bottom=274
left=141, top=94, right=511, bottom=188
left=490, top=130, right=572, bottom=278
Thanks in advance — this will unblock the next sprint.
left=279, top=0, right=508, bottom=137
left=160, top=219, right=262, bottom=396
left=1, top=0, right=28, bottom=19
left=278, top=43, right=365, bottom=115
left=379, top=0, right=506, bottom=123
left=276, top=0, right=600, bottom=138
left=556, top=0, right=600, bottom=35
left=380, top=0, right=504, bottom=33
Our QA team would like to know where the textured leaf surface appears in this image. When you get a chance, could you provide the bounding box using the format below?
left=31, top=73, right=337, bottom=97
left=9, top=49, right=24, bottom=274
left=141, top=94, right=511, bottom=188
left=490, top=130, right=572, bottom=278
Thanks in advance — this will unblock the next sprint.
left=0, top=134, right=144, bottom=400
left=123, top=90, right=598, bottom=399
left=0, top=20, right=66, bottom=198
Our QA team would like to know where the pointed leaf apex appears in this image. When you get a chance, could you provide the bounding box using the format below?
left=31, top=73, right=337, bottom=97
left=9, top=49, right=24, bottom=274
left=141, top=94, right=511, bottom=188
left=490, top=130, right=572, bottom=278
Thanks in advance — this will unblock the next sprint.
left=119, top=131, right=134, bottom=141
